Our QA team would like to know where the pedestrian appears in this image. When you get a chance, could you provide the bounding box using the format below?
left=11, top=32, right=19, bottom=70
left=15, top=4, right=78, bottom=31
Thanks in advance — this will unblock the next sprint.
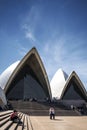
left=49, top=107, right=55, bottom=119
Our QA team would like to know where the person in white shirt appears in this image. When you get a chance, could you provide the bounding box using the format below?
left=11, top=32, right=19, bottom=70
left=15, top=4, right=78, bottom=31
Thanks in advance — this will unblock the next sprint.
left=49, top=107, right=55, bottom=119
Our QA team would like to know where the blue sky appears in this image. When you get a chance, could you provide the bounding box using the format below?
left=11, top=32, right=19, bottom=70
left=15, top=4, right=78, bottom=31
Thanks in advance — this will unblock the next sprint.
left=0, top=0, right=87, bottom=90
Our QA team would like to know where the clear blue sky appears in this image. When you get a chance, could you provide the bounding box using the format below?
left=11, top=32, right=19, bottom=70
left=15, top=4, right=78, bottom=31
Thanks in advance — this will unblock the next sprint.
left=0, top=0, right=87, bottom=90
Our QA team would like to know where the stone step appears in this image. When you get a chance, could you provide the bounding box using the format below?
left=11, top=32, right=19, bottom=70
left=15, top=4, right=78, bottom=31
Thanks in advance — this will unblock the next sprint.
left=0, top=111, right=32, bottom=130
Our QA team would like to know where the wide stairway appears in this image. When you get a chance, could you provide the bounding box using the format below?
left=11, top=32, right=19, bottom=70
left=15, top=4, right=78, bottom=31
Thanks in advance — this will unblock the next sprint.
left=9, top=100, right=80, bottom=116
left=0, top=110, right=32, bottom=130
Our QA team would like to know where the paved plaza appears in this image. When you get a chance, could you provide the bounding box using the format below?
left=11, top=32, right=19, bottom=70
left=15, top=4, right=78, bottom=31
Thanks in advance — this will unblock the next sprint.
left=30, top=116, right=87, bottom=130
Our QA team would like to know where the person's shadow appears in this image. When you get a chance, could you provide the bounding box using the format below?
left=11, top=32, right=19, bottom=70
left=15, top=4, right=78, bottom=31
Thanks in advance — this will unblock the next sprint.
left=53, top=118, right=63, bottom=121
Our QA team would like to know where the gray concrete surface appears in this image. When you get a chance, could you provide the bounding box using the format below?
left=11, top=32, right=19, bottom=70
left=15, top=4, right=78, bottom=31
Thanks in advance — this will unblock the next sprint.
left=30, top=116, right=87, bottom=130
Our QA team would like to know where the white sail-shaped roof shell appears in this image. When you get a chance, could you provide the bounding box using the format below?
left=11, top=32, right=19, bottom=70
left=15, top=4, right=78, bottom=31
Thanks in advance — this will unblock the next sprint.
left=0, top=87, right=7, bottom=105
left=0, top=47, right=52, bottom=100
left=50, top=68, right=68, bottom=99
left=0, top=61, right=20, bottom=89
left=61, top=71, right=87, bottom=100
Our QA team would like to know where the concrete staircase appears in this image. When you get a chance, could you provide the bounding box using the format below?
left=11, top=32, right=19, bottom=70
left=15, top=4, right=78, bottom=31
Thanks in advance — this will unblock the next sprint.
left=0, top=110, right=32, bottom=130
left=9, top=100, right=80, bottom=116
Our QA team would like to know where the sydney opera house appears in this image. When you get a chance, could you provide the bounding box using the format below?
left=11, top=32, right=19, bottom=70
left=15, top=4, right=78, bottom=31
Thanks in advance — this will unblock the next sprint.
left=51, top=68, right=87, bottom=106
left=0, top=47, right=87, bottom=109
